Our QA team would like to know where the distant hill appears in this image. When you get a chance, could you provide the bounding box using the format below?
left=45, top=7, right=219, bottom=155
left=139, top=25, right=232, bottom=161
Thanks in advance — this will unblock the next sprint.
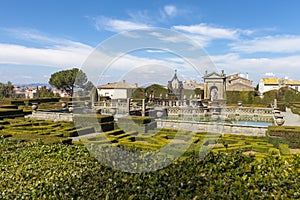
left=15, top=83, right=53, bottom=88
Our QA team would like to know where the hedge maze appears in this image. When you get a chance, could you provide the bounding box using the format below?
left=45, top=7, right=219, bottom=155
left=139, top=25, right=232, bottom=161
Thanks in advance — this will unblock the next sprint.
left=0, top=117, right=95, bottom=144
left=80, top=127, right=293, bottom=158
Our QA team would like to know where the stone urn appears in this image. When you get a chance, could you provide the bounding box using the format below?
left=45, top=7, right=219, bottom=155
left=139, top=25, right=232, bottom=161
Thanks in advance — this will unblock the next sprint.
left=156, top=110, right=164, bottom=118
left=84, top=100, right=89, bottom=107
left=61, top=102, right=67, bottom=109
left=32, top=103, right=38, bottom=112
left=110, top=108, right=117, bottom=115
left=237, top=101, right=242, bottom=107
left=68, top=106, right=74, bottom=113
left=211, top=112, right=219, bottom=121
left=275, top=114, right=285, bottom=126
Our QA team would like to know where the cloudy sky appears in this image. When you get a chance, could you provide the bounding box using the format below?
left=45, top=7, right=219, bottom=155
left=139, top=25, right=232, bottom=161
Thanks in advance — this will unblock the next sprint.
left=1, top=0, right=300, bottom=85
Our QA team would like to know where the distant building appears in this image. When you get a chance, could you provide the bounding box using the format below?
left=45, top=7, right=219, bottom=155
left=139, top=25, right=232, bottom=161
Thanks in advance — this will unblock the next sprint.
left=97, top=80, right=138, bottom=99
left=13, top=86, right=26, bottom=98
left=258, top=77, right=300, bottom=94
left=167, top=70, right=183, bottom=100
left=25, top=87, right=37, bottom=98
left=183, top=80, right=204, bottom=90
left=53, top=88, right=69, bottom=97
left=226, top=73, right=254, bottom=91
left=14, top=86, right=37, bottom=99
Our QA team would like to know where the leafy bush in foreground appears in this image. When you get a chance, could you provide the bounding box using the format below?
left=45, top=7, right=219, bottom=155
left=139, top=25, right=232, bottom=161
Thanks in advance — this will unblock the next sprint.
left=1, top=138, right=300, bottom=199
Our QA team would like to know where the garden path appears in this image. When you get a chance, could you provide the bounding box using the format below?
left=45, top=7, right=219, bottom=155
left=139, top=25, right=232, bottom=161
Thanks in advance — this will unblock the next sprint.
left=282, top=108, right=300, bottom=126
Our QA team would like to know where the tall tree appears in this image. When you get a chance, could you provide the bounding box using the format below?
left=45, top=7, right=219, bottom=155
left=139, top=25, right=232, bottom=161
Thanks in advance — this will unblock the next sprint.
left=0, top=81, right=14, bottom=98
left=49, top=68, right=93, bottom=96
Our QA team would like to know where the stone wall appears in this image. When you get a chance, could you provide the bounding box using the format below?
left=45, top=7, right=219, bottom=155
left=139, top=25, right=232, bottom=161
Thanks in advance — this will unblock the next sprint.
left=25, top=111, right=73, bottom=122
left=156, top=119, right=267, bottom=136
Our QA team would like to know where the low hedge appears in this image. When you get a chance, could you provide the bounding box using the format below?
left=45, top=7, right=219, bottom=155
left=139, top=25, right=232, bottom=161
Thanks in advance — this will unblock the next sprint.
left=116, top=121, right=157, bottom=133
left=213, top=145, right=252, bottom=153
left=267, top=126, right=300, bottom=138
left=268, top=138, right=300, bottom=151
left=77, top=126, right=95, bottom=136
left=0, top=133, right=12, bottom=138
left=0, top=105, right=18, bottom=109
left=252, top=145, right=270, bottom=153
left=118, top=116, right=152, bottom=124
left=63, top=130, right=78, bottom=137
left=0, top=120, right=9, bottom=125
left=73, top=114, right=114, bottom=131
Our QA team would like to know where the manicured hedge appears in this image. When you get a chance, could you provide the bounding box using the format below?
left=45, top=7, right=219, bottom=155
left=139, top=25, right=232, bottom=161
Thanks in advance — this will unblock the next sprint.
left=267, top=126, right=300, bottom=138
left=0, top=105, right=18, bottom=109
left=74, top=114, right=115, bottom=132
left=118, top=116, right=152, bottom=124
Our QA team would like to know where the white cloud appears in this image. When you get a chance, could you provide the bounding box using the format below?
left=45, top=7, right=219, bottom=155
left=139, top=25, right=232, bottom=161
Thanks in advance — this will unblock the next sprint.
left=0, top=42, right=93, bottom=67
left=265, top=72, right=275, bottom=77
left=164, top=5, right=177, bottom=17
left=94, top=16, right=150, bottom=32
left=173, top=23, right=239, bottom=40
left=0, top=28, right=95, bottom=69
left=210, top=53, right=300, bottom=83
left=231, top=35, right=300, bottom=53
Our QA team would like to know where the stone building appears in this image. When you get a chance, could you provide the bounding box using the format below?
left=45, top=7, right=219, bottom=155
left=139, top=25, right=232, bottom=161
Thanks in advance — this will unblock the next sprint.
left=203, top=70, right=226, bottom=102
left=259, top=77, right=300, bottom=94
left=226, top=73, right=254, bottom=91
left=97, top=80, right=137, bottom=99
left=182, top=80, right=203, bottom=90
left=167, top=70, right=183, bottom=100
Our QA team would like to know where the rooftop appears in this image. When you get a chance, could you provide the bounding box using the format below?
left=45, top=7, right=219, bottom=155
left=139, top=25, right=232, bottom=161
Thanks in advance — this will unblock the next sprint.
left=98, top=80, right=137, bottom=89
left=262, top=78, right=279, bottom=85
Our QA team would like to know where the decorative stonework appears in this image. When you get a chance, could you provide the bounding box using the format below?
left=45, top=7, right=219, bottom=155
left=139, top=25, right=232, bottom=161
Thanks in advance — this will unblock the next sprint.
left=167, top=70, right=183, bottom=100
left=203, top=70, right=226, bottom=102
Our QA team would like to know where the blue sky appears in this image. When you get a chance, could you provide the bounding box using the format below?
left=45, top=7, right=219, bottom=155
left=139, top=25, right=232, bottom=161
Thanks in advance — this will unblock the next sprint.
left=1, top=0, right=300, bottom=85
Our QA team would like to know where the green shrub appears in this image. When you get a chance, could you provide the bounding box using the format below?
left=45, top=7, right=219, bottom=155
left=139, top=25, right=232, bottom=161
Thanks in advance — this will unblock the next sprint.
left=268, top=148, right=280, bottom=155
left=278, top=143, right=290, bottom=155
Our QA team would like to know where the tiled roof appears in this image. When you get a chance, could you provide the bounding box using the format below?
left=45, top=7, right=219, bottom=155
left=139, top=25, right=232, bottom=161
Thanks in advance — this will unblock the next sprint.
left=98, top=81, right=137, bottom=89
left=285, top=79, right=300, bottom=85
left=262, top=78, right=279, bottom=85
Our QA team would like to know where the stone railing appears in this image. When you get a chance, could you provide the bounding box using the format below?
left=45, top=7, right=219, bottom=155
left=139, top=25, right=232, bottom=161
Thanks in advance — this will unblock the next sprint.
left=156, top=119, right=268, bottom=136
left=167, top=106, right=274, bottom=118
left=94, top=101, right=130, bottom=115
left=219, top=106, right=273, bottom=116
left=167, top=107, right=207, bottom=116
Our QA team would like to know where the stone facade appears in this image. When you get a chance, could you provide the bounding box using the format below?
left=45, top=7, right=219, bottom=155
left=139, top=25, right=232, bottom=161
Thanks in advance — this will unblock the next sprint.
left=167, top=70, right=183, bottom=100
left=203, top=70, right=226, bottom=101
left=97, top=80, right=137, bottom=99
left=226, top=73, right=254, bottom=91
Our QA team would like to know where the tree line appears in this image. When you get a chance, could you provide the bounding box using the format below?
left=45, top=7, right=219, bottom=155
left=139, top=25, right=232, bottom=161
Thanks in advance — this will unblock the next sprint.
left=0, top=68, right=93, bottom=98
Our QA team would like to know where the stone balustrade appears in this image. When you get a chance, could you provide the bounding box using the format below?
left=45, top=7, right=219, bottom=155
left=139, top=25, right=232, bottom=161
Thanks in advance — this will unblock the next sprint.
left=156, top=119, right=268, bottom=136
